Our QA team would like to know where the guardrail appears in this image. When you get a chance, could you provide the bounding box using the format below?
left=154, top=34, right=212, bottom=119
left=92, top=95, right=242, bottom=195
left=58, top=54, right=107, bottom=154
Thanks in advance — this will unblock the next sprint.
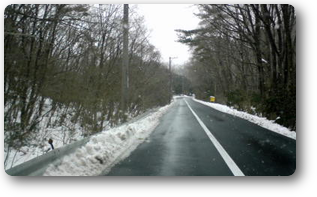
left=5, top=137, right=91, bottom=176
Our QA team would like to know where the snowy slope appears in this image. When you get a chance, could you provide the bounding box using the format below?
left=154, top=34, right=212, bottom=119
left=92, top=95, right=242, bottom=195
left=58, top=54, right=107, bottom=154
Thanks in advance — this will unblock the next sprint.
left=4, top=99, right=87, bottom=170
left=192, top=98, right=296, bottom=140
left=43, top=101, right=174, bottom=176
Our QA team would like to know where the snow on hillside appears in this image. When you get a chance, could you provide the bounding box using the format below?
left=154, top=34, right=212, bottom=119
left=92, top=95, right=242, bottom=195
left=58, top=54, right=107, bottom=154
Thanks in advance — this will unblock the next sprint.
left=43, top=101, right=174, bottom=176
left=4, top=99, right=89, bottom=170
left=193, top=98, right=296, bottom=140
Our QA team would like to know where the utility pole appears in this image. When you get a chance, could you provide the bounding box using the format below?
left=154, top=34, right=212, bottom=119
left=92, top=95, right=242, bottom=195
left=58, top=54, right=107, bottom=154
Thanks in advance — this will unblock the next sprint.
left=168, top=57, right=177, bottom=102
left=121, top=4, right=129, bottom=113
left=182, top=75, right=184, bottom=95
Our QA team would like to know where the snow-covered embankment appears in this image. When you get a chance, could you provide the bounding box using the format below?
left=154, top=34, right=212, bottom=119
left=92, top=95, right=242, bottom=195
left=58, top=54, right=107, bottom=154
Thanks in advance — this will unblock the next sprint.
left=43, top=102, right=174, bottom=176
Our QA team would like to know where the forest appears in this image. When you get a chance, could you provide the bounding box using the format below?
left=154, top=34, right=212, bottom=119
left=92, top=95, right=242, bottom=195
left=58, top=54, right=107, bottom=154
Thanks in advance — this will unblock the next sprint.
left=177, top=4, right=296, bottom=130
left=4, top=4, right=171, bottom=165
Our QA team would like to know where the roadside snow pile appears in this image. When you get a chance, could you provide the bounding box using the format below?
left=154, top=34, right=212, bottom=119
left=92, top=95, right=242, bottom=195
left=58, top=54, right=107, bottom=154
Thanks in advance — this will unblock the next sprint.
left=193, top=98, right=296, bottom=140
left=43, top=102, right=173, bottom=176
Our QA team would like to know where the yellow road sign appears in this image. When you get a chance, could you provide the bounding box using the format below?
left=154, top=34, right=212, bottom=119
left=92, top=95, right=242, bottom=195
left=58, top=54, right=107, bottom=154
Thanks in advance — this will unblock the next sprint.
left=210, top=96, right=215, bottom=102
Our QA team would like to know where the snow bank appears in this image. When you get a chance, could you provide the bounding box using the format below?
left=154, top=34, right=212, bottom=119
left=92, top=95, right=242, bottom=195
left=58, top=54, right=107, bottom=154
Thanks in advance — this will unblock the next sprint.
left=43, top=102, right=173, bottom=176
left=193, top=98, right=296, bottom=140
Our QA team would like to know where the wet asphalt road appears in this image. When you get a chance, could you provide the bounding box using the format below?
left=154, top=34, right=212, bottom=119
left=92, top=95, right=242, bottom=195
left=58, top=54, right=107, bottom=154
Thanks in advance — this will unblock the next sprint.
left=105, top=97, right=296, bottom=176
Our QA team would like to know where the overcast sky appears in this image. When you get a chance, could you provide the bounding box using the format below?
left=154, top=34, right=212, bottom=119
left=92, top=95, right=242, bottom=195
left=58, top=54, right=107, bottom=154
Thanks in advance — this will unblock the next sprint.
left=136, top=4, right=200, bottom=66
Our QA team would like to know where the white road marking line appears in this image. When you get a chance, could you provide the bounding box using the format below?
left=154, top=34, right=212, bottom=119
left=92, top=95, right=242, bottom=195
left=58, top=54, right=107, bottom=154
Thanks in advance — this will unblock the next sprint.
left=184, top=99, right=245, bottom=176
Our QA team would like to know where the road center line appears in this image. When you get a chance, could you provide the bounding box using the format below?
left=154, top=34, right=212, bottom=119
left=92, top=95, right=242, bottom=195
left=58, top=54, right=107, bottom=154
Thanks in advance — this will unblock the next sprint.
left=184, top=99, right=245, bottom=176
